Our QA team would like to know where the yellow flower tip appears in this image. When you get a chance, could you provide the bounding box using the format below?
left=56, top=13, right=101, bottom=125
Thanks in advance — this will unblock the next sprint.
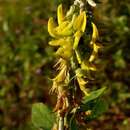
left=77, top=76, right=89, bottom=95
left=93, top=43, right=103, bottom=53
left=50, top=81, right=58, bottom=94
left=92, top=22, right=99, bottom=42
left=57, top=4, right=65, bottom=25
left=48, top=39, right=66, bottom=46
left=82, top=11, right=87, bottom=32
left=77, top=77, right=88, bottom=86
left=58, top=4, right=63, bottom=9
left=75, top=50, right=82, bottom=64
left=73, top=11, right=87, bottom=33
left=53, top=66, right=67, bottom=83
left=89, top=54, right=95, bottom=62
left=81, top=61, right=97, bottom=71
left=73, top=31, right=82, bottom=49
left=73, top=12, right=83, bottom=30
left=48, top=17, right=58, bottom=38
left=74, top=30, right=82, bottom=37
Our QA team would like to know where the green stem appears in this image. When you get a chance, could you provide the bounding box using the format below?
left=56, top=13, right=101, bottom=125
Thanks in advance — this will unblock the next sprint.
left=59, top=116, right=64, bottom=130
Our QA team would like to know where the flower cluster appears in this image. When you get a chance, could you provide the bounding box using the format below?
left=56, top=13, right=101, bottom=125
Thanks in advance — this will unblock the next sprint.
left=48, top=4, right=101, bottom=97
left=48, top=1, right=102, bottom=129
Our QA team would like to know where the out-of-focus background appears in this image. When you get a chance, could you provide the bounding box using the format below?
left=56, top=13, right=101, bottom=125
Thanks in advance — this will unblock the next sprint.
left=0, top=0, right=130, bottom=130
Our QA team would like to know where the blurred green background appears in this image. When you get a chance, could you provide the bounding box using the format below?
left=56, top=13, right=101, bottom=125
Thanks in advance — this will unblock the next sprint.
left=0, top=0, right=130, bottom=130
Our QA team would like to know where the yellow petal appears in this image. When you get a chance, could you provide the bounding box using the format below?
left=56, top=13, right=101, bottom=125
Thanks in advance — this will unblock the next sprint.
left=75, top=49, right=82, bottom=64
left=81, top=12, right=87, bottom=32
left=55, top=21, right=69, bottom=32
left=54, top=58, right=67, bottom=71
left=58, top=14, right=76, bottom=36
left=89, top=43, right=102, bottom=62
left=93, top=43, right=102, bottom=52
left=73, top=31, right=82, bottom=49
left=66, top=5, right=75, bottom=17
left=81, top=61, right=97, bottom=71
left=77, top=77, right=87, bottom=85
left=73, top=11, right=87, bottom=32
left=57, top=4, right=64, bottom=25
left=75, top=68, right=84, bottom=78
left=55, top=41, right=73, bottom=59
left=48, top=17, right=58, bottom=38
left=53, top=65, right=67, bottom=83
left=50, top=81, right=58, bottom=94
left=92, top=22, right=99, bottom=42
left=49, top=38, right=66, bottom=46
left=89, top=51, right=97, bottom=62
left=77, top=77, right=89, bottom=95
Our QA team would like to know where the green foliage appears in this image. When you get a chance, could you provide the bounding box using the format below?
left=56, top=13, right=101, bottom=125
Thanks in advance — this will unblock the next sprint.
left=82, top=99, right=108, bottom=121
left=82, top=87, right=106, bottom=104
left=80, top=87, right=108, bottom=121
left=70, top=115, right=78, bottom=130
left=32, top=103, right=55, bottom=130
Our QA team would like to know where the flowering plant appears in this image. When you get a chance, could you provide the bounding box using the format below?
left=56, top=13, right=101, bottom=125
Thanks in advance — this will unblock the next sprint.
left=31, top=1, right=107, bottom=130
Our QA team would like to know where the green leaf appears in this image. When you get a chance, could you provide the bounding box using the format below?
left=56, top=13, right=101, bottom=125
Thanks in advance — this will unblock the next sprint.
left=31, top=103, right=55, bottom=130
left=82, top=87, right=107, bottom=104
left=69, top=115, right=78, bottom=130
left=85, top=99, right=108, bottom=121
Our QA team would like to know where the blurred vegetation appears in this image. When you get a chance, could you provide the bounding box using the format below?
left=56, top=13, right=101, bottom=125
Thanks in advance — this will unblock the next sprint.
left=0, top=0, right=130, bottom=130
